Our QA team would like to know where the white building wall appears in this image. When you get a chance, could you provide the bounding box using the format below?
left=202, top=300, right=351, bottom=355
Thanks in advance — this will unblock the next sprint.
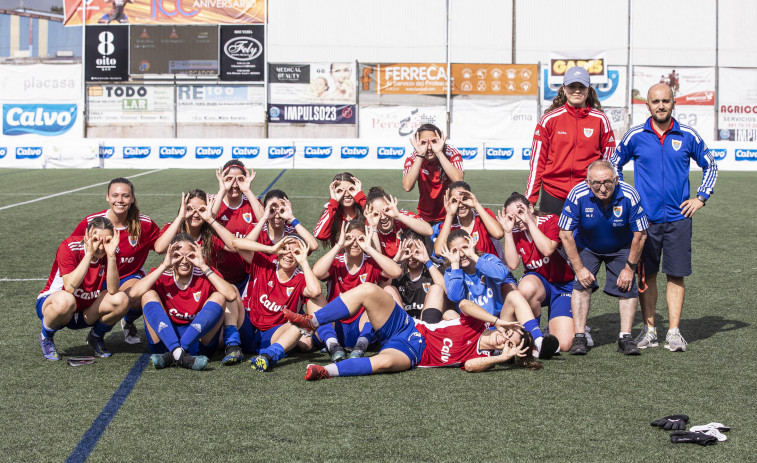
left=449, top=0, right=513, bottom=63
left=718, top=0, right=757, bottom=67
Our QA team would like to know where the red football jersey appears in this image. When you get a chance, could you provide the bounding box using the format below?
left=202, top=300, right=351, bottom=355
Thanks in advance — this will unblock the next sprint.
left=258, top=222, right=297, bottom=246
left=511, top=215, right=574, bottom=283
left=153, top=267, right=217, bottom=325
left=448, top=208, right=498, bottom=255
left=212, top=194, right=259, bottom=238
left=377, top=210, right=418, bottom=258
left=38, top=236, right=109, bottom=311
left=159, top=222, right=247, bottom=285
left=312, top=192, right=367, bottom=242
left=326, top=254, right=383, bottom=324
left=72, top=210, right=159, bottom=278
left=415, top=315, right=491, bottom=368
left=402, top=146, right=464, bottom=222
left=243, top=252, right=307, bottom=331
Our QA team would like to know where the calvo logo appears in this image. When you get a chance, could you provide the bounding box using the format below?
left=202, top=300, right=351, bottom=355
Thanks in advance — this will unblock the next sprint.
left=377, top=147, right=405, bottom=159
left=710, top=149, right=726, bottom=161
left=195, top=146, right=223, bottom=158
left=485, top=147, right=514, bottom=159
left=16, top=146, right=43, bottom=158
left=99, top=146, right=115, bottom=158
left=3, top=104, right=78, bottom=136
left=304, top=146, right=332, bottom=158
left=341, top=146, right=369, bottom=158
left=457, top=147, right=478, bottom=160
left=123, top=146, right=151, bottom=158
left=269, top=146, right=295, bottom=158
left=159, top=146, right=187, bottom=158
left=735, top=149, right=757, bottom=161
left=232, top=146, right=260, bottom=158
left=522, top=148, right=532, bottom=160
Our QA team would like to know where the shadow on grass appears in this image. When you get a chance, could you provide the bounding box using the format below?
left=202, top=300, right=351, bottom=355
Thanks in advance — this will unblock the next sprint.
left=585, top=312, right=749, bottom=347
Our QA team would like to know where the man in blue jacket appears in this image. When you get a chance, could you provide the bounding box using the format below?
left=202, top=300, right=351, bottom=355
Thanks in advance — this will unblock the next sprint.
left=559, top=160, right=649, bottom=356
left=611, top=83, right=718, bottom=352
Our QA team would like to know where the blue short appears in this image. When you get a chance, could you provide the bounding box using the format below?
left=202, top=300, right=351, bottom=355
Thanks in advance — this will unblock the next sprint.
left=642, top=218, right=692, bottom=277
left=147, top=322, right=219, bottom=356
left=99, top=271, right=144, bottom=291
left=521, top=272, right=573, bottom=320
left=36, top=294, right=91, bottom=330
left=576, top=246, right=638, bottom=298
left=239, top=316, right=285, bottom=355
left=374, top=303, right=426, bottom=369
left=232, top=274, right=250, bottom=294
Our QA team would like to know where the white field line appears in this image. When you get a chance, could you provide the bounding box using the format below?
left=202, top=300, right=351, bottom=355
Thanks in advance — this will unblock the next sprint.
left=0, top=169, right=163, bottom=211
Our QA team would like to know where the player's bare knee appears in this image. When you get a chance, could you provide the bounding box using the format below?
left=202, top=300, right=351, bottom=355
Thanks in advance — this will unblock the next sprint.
left=208, top=291, right=226, bottom=305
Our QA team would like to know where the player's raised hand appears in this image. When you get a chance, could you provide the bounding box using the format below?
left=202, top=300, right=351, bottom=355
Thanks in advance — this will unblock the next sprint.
left=410, top=132, right=429, bottom=158
left=186, top=242, right=207, bottom=269
left=443, top=189, right=459, bottom=217
left=384, top=195, right=400, bottom=219
left=328, top=180, right=340, bottom=202
left=347, top=177, right=362, bottom=197
left=430, top=131, right=446, bottom=157
left=291, top=239, right=309, bottom=265
left=336, top=221, right=348, bottom=250
left=103, top=230, right=120, bottom=258
left=411, top=239, right=430, bottom=263
left=280, top=198, right=295, bottom=222
left=497, top=208, right=516, bottom=231
left=438, top=243, right=459, bottom=266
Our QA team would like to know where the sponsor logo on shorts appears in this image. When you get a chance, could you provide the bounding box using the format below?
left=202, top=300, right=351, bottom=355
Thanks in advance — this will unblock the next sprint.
left=232, top=146, right=260, bottom=158
left=269, top=146, right=295, bottom=158
left=304, top=146, right=332, bottom=158
left=15, top=146, right=42, bottom=158
left=377, top=147, right=405, bottom=159
left=485, top=147, right=514, bottom=159
left=341, top=146, right=369, bottom=158
left=159, top=146, right=187, bottom=158
left=735, top=149, right=757, bottom=161
left=195, top=146, right=223, bottom=158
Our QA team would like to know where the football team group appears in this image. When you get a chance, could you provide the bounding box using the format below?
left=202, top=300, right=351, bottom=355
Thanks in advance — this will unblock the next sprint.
left=36, top=68, right=717, bottom=380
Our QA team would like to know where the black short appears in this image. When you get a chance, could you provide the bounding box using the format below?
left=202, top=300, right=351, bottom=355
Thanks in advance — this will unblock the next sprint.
left=642, top=218, right=692, bottom=277
left=576, top=245, right=638, bottom=298
left=538, top=189, right=565, bottom=216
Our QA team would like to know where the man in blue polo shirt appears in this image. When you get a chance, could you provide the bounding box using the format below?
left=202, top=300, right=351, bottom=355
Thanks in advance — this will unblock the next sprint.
left=559, top=160, right=649, bottom=355
left=612, top=83, right=717, bottom=352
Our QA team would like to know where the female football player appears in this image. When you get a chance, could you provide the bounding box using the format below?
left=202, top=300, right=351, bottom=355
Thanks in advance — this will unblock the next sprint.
left=38, top=217, right=130, bottom=360
left=363, top=186, right=432, bottom=259
left=313, top=172, right=365, bottom=247
left=439, top=229, right=560, bottom=360
left=311, top=220, right=403, bottom=361
left=130, top=234, right=239, bottom=370
left=71, top=177, right=160, bottom=345
left=282, top=285, right=541, bottom=380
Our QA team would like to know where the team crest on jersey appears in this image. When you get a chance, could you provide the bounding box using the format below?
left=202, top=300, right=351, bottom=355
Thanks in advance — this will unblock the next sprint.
left=471, top=231, right=479, bottom=244
left=671, top=139, right=682, bottom=151
left=243, top=212, right=252, bottom=223
left=193, top=291, right=202, bottom=302
left=422, top=282, right=430, bottom=293
left=128, top=236, right=138, bottom=247
left=584, top=128, right=594, bottom=138
left=286, top=287, right=294, bottom=297
left=613, top=205, right=623, bottom=218
left=359, top=274, right=367, bottom=284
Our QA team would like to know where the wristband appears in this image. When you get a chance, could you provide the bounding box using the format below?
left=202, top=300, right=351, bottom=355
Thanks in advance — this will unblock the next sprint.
left=209, top=218, right=216, bottom=226
left=290, top=218, right=300, bottom=228
left=203, top=268, right=214, bottom=277
left=425, top=260, right=434, bottom=270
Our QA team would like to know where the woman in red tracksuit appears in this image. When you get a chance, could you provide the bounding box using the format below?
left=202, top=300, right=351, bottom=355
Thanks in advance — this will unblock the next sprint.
left=525, top=66, right=615, bottom=215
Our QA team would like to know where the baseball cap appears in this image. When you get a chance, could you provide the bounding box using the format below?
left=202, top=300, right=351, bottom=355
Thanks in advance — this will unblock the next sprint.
left=563, top=66, right=590, bottom=87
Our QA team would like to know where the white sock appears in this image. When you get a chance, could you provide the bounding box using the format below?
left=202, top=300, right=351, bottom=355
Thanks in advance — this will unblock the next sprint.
left=325, top=338, right=339, bottom=351
left=668, top=327, right=680, bottom=335
left=619, top=332, right=630, bottom=339
left=325, top=363, right=339, bottom=377
left=534, top=336, right=543, bottom=352
left=172, top=347, right=183, bottom=361
left=354, top=336, right=370, bottom=351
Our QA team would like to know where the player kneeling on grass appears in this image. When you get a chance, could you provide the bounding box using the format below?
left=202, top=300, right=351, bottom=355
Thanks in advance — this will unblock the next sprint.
left=283, top=284, right=541, bottom=380
left=37, top=217, right=130, bottom=360
left=438, top=229, right=561, bottom=360
left=129, top=234, right=239, bottom=370
left=232, top=235, right=322, bottom=372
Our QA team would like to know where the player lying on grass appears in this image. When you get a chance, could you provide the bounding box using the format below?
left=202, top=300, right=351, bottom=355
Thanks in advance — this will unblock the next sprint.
left=283, top=284, right=541, bottom=380
left=439, top=229, right=560, bottom=360
left=37, top=216, right=130, bottom=360
left=71, top=177, right=161, bottom=346
left=231, top=234, right=322, bottom=373
left=129, top=234, right=239, bottom=371
left=386, top=231, right=454, bottom=323
left=363, top=186, right=433, bottom=259
left=499, top=192, right=577, bottom=352
left=311, top=220, right=403, bottom=362
left=154, top=190, right=247, bottom=365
